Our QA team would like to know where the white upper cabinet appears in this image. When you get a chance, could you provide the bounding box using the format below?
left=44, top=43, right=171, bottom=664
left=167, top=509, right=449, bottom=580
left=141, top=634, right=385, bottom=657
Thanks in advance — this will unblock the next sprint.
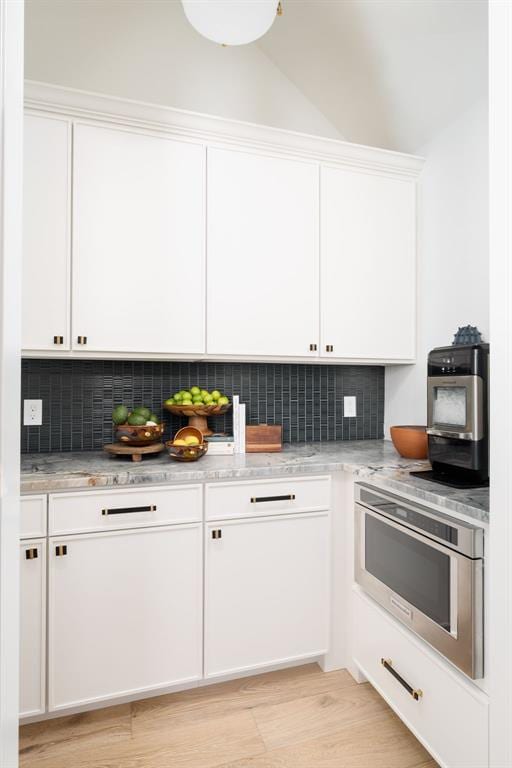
left=23, top=115, right=70, bottom=350
left=320, top=166, right=416, bottom=361
left=72, top=124, right=205, bottom=354
left=207, top=148, right=320, bottom=358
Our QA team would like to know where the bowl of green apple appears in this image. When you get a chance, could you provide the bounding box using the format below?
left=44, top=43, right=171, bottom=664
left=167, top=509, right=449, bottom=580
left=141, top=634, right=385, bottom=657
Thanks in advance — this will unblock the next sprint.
left=163, top=388, right=230, bottom=436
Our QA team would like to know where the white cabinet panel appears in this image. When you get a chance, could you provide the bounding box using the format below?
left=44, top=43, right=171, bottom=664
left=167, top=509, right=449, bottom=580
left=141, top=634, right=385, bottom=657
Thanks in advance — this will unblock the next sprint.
left=354, top=589, right=488, bottom=768
left=205, top=512, right=330, bottom=678
left=205, top=476, right=330, bottom=521
left=20, top=495, right=46, bottom=539
left=49, top=484, right=202, bottom=535
left=20, top=540, right=46, bottom=718
left=48, top=524, right=202, bottom=711
left=321, top=166, right=416, bottom=360
left=23, top=115, right=70, bottom=350
left=207, top=148, right=319, bottom=358
left=72, top=124, right=205, bottom=354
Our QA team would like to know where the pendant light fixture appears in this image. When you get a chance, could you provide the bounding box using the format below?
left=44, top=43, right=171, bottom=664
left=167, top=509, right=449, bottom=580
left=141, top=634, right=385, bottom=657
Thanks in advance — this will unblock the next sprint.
left=181, top=1, right=282, bottom=46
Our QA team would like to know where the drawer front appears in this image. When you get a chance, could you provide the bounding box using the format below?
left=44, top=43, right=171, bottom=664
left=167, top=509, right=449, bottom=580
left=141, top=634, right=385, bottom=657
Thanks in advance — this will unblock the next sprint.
left=20, top=495, right=47, bottom=539
left=205, top=476, right=331, bottom=521
left=49, top=485, right=202, bottom=535
left=353, top=589, right=489, bottom=768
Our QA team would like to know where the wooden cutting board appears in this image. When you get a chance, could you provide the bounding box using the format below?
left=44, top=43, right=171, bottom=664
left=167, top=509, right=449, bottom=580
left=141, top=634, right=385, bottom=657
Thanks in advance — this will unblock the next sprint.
left=245, top=424, right=282, bottom=453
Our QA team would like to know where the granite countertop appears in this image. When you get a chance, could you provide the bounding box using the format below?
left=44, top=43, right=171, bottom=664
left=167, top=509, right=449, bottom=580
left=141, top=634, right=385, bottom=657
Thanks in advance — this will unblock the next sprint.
left=20, top=440, right=489, bottom=523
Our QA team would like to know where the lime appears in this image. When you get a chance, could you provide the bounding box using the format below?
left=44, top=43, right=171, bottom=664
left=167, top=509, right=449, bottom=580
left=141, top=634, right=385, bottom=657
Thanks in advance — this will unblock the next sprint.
left=112, top=405, right=129, bottom=425
left=127, top=413, right=147, bottom=426
left=132, top=406, right=151, bottom=420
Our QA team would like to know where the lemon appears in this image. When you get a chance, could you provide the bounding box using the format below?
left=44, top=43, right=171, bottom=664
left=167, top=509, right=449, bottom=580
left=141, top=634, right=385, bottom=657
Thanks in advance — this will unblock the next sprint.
left=173, top=439, right=187, bottom=446
left=184, top=435, right=200, bottom=445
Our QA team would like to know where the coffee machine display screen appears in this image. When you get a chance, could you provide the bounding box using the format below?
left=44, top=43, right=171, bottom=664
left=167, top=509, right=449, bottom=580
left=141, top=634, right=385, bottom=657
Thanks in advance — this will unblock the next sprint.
left=433, top=386, right=467, bottom=426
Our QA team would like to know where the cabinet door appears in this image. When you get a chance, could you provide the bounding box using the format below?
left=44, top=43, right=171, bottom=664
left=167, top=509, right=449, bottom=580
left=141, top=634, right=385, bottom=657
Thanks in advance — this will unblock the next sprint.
left=20, top=540, right=46, bottom=718
left=23, top=115, right=70, bottom=350
left=207, top=148, right=319, bottom=358
left=205, top=512, right=329, bottom=678
left=72, top=124, right=205, bottom=354
left=48, top=524, right=202, bottom=711
left=321, top=166, right=416, bottom=361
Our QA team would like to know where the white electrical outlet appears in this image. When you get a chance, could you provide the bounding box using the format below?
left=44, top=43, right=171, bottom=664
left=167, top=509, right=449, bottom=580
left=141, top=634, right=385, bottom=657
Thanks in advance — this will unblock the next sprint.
left=344, top=396, right=357, bottom=418
left=23, top=399, right=43, bottom=426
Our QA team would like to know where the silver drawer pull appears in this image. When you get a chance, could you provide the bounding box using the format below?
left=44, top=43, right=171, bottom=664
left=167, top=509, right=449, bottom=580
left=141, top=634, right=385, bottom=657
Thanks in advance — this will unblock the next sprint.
left=101, top=505, right=156, bottom=516
left=250, top=494, right=295, bottom=504
left=381, top=658, right=423, bottom=701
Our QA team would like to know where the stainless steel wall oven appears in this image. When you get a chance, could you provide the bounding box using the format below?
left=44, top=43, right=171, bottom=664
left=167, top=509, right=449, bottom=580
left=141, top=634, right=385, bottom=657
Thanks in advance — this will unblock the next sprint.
left=355, top=483, right=484, bottom=679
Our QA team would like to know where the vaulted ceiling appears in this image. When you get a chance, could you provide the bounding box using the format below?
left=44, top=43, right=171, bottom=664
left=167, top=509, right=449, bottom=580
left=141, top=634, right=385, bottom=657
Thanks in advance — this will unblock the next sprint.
left=258, top=0, right=488, bottom=152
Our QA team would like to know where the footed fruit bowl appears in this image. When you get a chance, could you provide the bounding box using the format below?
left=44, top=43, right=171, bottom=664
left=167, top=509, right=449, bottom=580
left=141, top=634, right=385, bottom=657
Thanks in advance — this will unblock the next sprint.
left=163, top=402, right=231, bottom=436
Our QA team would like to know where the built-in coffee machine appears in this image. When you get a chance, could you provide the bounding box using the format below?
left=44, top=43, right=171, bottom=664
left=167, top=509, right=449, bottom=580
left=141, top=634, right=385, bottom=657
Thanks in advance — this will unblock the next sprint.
left=412, top=343, right=489, bottom=489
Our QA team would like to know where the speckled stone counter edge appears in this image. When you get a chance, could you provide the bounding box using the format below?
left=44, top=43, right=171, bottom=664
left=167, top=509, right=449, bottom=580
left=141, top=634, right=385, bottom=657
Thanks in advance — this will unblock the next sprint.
left=20, top=441, right=489, bottom=524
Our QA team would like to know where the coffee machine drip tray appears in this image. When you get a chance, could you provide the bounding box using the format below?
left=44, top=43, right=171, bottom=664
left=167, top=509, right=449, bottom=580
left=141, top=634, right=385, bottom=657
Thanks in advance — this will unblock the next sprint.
left=409, top=469, right=489, bottom=490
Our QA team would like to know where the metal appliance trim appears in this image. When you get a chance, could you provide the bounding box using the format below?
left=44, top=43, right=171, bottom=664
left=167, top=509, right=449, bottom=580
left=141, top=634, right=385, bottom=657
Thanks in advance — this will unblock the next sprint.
left=355, top=493, right=483, bottom=679
left=355, top=483, right=483, bottom=558
left=427, top=374, right=483, bottom=441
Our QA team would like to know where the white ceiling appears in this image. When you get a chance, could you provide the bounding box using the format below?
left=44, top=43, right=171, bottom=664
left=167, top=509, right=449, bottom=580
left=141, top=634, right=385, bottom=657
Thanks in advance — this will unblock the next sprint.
left=257, top=0, right=488, bottom=152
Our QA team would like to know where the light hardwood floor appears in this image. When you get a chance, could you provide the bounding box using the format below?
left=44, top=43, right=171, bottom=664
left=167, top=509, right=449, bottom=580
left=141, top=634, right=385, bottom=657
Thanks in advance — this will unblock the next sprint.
left=19, top=664, right=438, bottom=768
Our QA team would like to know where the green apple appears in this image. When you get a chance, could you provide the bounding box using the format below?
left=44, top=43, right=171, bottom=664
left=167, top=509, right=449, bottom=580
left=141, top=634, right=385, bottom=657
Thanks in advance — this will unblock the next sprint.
left=200, top=389, right=209, bottom=399
left=190, top=386, right=200, bottom=396
left=164, top=397, right=175, bottom=406
left=203, top=393, right=213, bottom=405
left=218, top=395, right=229, bottom=406
left=173, top=392, right=183, bottom=402
left=211, top=390, right=221, bottom=401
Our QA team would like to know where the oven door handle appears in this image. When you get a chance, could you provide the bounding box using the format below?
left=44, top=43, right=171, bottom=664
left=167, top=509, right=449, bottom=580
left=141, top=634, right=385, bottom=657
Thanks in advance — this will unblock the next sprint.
left=427, top=428, right=475, bottom=441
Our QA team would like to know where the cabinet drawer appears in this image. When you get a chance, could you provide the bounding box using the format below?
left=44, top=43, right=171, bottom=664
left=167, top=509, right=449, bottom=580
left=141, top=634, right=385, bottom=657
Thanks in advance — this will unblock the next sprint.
left=49, top=485, right=202, bottom=535
left=353, top=589, right=489, bottom=768
left=205, top=476, right=330, bottom=521
left=20, top=495, right=47, bottom=539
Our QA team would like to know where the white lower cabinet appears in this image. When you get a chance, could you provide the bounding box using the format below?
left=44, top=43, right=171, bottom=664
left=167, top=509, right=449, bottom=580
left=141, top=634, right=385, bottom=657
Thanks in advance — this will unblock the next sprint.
left=204, top=511, right=330, bottom=679
left=20, top=539, right=46, bottom=718
left=48, top=523, right=202, bottom=712
left=353, top=589, right=489, bottom=768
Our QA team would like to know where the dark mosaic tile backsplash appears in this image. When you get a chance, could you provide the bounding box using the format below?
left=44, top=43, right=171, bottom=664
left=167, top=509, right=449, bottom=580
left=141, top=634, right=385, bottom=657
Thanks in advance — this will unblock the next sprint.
left=21, top=359, right=384, bottom=453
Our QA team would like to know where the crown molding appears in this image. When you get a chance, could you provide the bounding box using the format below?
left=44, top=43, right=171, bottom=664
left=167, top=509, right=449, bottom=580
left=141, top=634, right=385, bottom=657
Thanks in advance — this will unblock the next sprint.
left=24, top=80, right=424, bottom=179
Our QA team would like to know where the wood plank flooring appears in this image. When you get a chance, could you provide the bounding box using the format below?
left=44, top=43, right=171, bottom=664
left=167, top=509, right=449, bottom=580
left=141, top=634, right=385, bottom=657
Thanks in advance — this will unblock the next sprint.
left=20, top=664, right=438, bottom=768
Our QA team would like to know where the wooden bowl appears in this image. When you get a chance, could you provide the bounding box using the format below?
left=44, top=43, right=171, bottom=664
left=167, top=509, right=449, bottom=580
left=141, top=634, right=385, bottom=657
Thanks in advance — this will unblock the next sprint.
left=114, top=422, right=165, bottom=446
left=166, top=426, right=207, bottom=461
left=390, top=426, right=428, bottom=460
left=163, top=402, right=231, bottom=418
left=163, top=402, right=231, bottom=437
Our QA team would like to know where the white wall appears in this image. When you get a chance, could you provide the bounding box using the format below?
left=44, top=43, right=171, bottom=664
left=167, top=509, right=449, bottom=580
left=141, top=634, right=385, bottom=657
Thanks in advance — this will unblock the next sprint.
left=24, top=0, right=341, bottom=139
left=384, top=98, right=488, bottom=434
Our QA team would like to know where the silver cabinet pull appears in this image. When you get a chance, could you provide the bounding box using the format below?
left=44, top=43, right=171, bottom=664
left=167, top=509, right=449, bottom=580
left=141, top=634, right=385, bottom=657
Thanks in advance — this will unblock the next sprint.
left=102, top=505, right=156, bottom=516
left=381, top=658, right=423, bottom=701
left=250, top=494, right=295, bottom=503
